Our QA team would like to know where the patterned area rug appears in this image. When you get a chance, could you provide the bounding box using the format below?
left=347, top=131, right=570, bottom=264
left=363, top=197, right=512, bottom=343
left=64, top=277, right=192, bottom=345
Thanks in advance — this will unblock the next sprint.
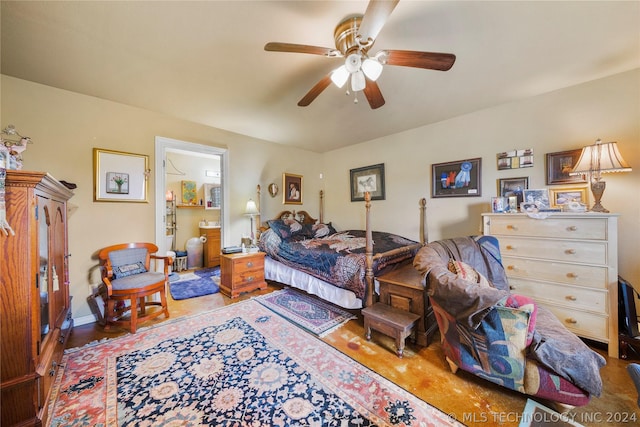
left=255, top=288, right=356, bottom=337
left=169, top=266, right=220, bottom=300
left=49, top=299, right=461, bottom=426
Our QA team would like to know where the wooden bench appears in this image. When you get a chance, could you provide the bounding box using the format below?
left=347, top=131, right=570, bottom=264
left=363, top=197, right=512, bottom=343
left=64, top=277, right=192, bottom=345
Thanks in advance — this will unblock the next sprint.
left=361, top=302, right=421, bottom=358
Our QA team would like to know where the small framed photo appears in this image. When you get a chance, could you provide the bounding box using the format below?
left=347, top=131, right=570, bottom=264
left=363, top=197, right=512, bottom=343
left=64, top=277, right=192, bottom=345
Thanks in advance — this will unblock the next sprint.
left=350, top=163, right=385, bottom=202
left=283, top=173, right=303, bottom=205
left=491, top=197, right=509, bottom=213
left=546, top=149, right=587, bottom=185
left=497, top=177, right=529, bottom=209
left=549, top=186, right=589, bottom=208
left=432, top=158, right=482, bottom=198
left=93, top=148, right=148, bottom=202
left=523, top=188, right=550, bottom=209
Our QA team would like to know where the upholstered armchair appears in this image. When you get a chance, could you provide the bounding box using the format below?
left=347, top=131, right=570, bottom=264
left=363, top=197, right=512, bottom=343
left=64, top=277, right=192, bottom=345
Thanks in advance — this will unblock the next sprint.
left=98, top=242, right=171, bottom=333
left=413, top=236, right=606, bottom=408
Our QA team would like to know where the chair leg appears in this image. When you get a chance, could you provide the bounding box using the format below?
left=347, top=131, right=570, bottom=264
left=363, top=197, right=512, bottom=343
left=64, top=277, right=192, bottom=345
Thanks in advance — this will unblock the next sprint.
left=104, top=299, right=115, bottom=330
left=130, top=297, right=138, bottom=334
left=160, top=288, right=170, bottom=318
left=445, top=356, right=459, bottom=373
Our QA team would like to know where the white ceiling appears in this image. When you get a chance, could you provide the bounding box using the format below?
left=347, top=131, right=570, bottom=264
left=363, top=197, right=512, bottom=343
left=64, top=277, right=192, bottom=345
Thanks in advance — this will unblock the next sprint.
left=2, top=1, right=639, bottom=153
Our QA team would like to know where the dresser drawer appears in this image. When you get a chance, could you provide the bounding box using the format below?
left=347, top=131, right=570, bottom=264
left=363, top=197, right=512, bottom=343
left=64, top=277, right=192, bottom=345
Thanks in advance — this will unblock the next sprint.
left=508, top=278, right=608, bottom=314
left=502, top=257, right=607, bottom=289
left=234, top=269, right=264, bottom=287
left=489, top=216, right=607, bottom=240
left=537, top=302, right=608, bottom=341
left=498, top=237, right=607, bottom=265
left=232, top=256, right=264, bottom=274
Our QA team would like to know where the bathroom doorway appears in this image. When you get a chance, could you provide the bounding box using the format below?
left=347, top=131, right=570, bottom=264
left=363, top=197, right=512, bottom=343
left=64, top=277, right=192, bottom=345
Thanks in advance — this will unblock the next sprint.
left=154, top=136, right=229, bottom=257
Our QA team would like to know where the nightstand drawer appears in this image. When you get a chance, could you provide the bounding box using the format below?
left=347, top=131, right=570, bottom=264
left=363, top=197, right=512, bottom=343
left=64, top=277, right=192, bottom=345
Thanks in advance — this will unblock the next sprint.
left=502, top=256, right=607, bottom=289
left=499, top=237, right=607, bottom=265
left=232, top=256, right=264, bottom=274
left=508, top=277, right=608, bottom=314
left=489, top=216, right=607, bottom=240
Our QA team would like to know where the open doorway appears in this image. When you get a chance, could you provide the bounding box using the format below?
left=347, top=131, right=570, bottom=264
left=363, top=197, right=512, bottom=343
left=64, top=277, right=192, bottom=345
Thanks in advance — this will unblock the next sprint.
left=154, top=136, right=229, bottom=257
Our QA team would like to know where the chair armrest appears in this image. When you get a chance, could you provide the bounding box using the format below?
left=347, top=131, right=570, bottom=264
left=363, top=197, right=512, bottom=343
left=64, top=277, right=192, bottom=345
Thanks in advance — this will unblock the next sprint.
left=150, top=254, right=173, bottom=275
left=496, top=294, right=537, bottom=346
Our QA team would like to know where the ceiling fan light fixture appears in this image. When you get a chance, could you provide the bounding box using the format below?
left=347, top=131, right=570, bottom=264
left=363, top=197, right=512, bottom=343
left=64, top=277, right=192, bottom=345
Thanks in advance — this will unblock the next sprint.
left=330, top=65, right=350, bottom=88
left=351, top=69, right=366, bottom=92
left=345, top=53, right=362, bottom=73
left=362, top=58, right=383, bottom=81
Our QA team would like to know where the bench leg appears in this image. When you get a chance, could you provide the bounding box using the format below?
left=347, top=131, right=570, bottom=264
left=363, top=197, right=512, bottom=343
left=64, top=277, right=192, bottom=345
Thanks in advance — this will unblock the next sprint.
left=364, top=319, right=372, bottom=341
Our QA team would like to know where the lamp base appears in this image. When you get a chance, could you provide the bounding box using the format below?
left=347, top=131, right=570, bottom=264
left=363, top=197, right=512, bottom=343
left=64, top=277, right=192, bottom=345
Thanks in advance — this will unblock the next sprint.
left=589, top=180, right=609, bottom=213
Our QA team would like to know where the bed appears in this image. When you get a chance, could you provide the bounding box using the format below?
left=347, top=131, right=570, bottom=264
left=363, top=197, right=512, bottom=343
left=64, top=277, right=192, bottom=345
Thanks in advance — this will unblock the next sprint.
left=258, top=191, right=427, bottom=309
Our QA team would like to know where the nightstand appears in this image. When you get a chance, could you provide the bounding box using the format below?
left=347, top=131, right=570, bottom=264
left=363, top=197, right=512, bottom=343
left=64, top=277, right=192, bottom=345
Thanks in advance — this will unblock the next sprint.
left=377, top=262, right=437, bottom=347
left=220, top=252, right=268, bottom=298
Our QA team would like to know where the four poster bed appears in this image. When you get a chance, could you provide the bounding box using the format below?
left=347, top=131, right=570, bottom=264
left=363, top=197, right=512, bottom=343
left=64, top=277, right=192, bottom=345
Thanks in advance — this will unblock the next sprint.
left=258, top=190, right=427, bottom=309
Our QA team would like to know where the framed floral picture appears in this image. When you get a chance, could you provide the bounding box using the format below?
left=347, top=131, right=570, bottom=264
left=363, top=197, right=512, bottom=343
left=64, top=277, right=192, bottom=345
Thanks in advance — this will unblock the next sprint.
left=93, top=148, right=148, bottom=202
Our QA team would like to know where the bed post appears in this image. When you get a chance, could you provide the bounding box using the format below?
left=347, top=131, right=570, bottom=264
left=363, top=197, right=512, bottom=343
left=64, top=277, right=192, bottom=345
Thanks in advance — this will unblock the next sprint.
left=364, top=191, right=374, bottom=307
left=419, top=197, right=428, bottom=244
left=255, top=184, right=261, bottom=240
left=319, top=190, right=324, bottom=224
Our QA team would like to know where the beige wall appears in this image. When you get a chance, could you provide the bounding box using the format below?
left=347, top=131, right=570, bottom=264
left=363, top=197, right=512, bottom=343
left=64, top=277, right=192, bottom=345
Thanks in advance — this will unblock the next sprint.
left=322, top=69, right=640, bottom=291
left=2, top=69, right=639, bottom=324
left=1, top=75, right=324, bottom=322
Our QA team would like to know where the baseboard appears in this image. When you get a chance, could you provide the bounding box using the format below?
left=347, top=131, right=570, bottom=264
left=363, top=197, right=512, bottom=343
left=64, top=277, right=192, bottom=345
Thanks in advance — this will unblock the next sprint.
left=74, top=314, right=98, bottom=327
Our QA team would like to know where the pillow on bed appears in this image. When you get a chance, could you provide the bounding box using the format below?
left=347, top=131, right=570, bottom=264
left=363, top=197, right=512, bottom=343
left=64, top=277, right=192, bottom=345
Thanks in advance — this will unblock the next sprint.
left=302, top=222, right=337, bottom=238
left=448, top=259, right=492, bottom=288
left=267, top=219, right=303, bottom=239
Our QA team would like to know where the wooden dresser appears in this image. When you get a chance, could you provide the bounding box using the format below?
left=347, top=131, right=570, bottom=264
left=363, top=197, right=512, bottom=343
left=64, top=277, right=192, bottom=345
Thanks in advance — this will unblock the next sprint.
left=482, top=212, right=619, bottom=358
left=220, top=251, right=268, bottom=298
left=200, top=226, right=221, bottom=268
left=1, top=171, right=74, bottom=426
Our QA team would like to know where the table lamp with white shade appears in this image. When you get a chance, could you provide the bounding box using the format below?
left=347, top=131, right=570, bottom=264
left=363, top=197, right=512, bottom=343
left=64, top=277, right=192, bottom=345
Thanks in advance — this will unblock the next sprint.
left=569, top=139, right=632, bottom=213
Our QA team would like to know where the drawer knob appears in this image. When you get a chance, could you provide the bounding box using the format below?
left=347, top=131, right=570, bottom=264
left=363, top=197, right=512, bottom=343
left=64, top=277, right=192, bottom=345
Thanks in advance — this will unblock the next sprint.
left=565, top=295, right=577, bottom=301
left=505, top=245, right=515, bottom=251
left=565, top=318, right=578, bottom=324
left=509, top=285, right=516, bottom=291
left=567, top=226, right=578, bottom=231
left=506, top=265, right=518, bottom=272
left=246, top=262, right=254, bottom=267
left=564, top=249, right=576, bottom=255
left=247, top=276, right=254, bottom=282
left=566, top=272, right=578, bottom=279
left=506, top=225, right=518, bottom=231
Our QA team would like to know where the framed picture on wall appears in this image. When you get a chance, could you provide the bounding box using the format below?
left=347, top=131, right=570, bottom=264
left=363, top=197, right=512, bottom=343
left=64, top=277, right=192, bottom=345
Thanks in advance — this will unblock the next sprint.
left=350, top=163, right=385, bottom=202
left=93, top=148, right=148, bottom=202
left=432, top=158, right=481, bottom=198
left=546, top=149, right=587, bottom=185
left=283, top=173, right=303, bottom=205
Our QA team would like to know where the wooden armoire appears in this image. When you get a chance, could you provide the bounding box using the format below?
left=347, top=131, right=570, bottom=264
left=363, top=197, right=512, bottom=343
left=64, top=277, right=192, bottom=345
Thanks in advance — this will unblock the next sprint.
left=1, top=170, right=74, bottom=426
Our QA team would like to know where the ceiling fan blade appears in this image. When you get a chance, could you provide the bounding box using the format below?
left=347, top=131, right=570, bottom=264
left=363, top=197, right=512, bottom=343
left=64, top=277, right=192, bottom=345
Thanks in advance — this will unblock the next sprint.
left=383, top=50, right=456, bottom=71
left=264, top=42, right=341, bottom=57
left=363, top=80, right=385, bottom=109
left=298, top=75, right=333, bottom=107
left=358, top=0, right=400, bottom=43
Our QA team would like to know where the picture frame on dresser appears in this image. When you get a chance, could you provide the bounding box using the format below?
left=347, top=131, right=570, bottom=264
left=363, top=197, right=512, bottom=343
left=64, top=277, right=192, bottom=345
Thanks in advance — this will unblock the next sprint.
left=548, top=186, right=589, bottom=208
left=93, top=148, right=149, bottom=202
left=432, top=158, right=481, bottom=198
left=497, top=176, right=528, bottom=208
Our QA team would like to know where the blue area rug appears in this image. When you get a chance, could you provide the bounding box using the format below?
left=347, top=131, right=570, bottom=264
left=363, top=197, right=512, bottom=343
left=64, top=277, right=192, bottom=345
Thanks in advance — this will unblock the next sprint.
left=169, top=267, right=220, bottom=300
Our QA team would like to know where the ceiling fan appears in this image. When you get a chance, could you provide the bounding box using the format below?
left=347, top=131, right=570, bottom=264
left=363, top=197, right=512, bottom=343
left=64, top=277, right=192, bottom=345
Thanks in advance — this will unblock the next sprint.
left=264, top=0, right=456, bottom=109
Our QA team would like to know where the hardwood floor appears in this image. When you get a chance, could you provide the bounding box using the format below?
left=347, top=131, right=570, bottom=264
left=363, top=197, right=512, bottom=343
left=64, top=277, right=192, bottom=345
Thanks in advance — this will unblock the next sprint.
left=67, top=281, right=638, bottom=427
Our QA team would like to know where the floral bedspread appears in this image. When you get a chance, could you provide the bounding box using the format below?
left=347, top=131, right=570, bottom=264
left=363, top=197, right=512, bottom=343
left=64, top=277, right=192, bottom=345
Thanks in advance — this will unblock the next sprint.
left=259, top=228, right=420, bottom=299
